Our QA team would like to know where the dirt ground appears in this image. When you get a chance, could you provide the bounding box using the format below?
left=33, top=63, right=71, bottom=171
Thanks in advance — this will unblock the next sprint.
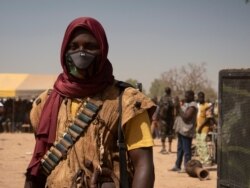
left=0, top=133, right=217, bottom=188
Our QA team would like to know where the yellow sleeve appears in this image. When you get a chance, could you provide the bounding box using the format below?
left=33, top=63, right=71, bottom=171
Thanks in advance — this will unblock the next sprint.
left=71, top=99, right=79, bottom=116
left=124, top=111, right=154, bottom=151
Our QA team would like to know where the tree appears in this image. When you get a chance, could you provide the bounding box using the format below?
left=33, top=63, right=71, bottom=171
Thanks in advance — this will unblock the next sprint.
left=125, top=78, right=146, bottom=93
left=149, top=63, right=217, bottom=101
left=148, top=79, right=165, bottom=99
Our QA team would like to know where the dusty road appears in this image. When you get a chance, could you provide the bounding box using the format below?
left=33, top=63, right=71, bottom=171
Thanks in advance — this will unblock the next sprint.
left=0, top=133, right=217, bottom=188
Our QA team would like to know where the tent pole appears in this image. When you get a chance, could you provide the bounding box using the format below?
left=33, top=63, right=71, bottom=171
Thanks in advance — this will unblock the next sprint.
left=12, top=99, right=15, bottom=132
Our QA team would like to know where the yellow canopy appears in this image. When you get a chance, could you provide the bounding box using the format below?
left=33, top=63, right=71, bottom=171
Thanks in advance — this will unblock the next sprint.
left=0, top=73, right=57, bottom=99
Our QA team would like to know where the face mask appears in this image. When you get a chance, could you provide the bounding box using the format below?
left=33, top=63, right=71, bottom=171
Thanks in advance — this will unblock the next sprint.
left=65, top=50, right=96, bottom=79
left=66, top=50, right=96, bottom=70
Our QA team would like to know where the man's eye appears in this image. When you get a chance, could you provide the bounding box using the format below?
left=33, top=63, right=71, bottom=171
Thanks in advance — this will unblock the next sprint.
left=68, top=43, right=78, bottom=50
left=86, top=43, right=99, bottom=51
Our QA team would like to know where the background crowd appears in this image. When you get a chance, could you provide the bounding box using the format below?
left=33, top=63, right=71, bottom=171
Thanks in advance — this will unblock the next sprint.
left=0, top=98, right=33, bottom=133
left=0, top=85, right=218, bottom=173
left=151, top=87, right=218, bottom=171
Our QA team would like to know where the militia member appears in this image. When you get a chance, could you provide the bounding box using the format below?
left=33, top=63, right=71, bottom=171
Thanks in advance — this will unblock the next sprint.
left=25, top=17, right=156, bottom=188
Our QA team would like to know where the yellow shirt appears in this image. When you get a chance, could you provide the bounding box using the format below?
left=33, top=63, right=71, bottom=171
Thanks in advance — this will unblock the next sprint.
left=196, top=102, right=211, bottom=133
left=124, top=111, right=154, bottom=151
left=72, top=100, right=153, bottom=151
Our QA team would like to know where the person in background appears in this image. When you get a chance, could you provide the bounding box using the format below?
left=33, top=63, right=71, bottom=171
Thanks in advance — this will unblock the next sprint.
left=170, top=90, right=197, bottom=172
left=196, top=91, right=214, bottom=166
left=158, top=87, right=175, bottom=154
left=24, top=17, right=156, bottom=188
left=150, top=96, right=160, bottom=139
left=0, top=102, right=5, bottom=132
left=1, top=99, right=12, bottom=133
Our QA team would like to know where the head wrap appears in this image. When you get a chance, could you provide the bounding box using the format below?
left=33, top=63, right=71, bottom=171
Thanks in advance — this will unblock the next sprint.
left=27, top=17, right=114, bottom=176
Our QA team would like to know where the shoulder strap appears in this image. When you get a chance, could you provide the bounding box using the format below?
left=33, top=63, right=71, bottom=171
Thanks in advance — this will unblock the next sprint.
left=118, top=91, right=129, bottom=188
left=116, top=80, right=134, bottom=90
left=116, top=81, right=132, bottom=188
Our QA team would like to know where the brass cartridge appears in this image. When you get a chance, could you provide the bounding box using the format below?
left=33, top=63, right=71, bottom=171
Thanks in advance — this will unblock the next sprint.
left=41, top=158, right=53, bottom=172
left=86, top=98, right=102, bottom=110
left=50, top=146, right=63, bottom=159
left=74, top=118, right=89, bottom=129
left=78, top=113, right=92, bottom=123
left=63, top=133, right=74, bottom=145
left=54, top=141, right=67, bottom=155
left=44, top=154, right=57, bottom=168
left=60, top=138, right=72, bottom=149
left=69, top=124, right=84, bottom=134
left=68, top=127, right=80, bottom=140
left=84, top=101, right=99, bottom=112
left=46, top=150, right=60, bottom=164
left=41, top=163, right=50, bottom=175
left=81, top=107, right=95, bottom=117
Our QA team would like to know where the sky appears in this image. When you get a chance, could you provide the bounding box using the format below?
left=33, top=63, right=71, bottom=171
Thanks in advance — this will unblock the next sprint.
left=0, top=0, right=250, bottom=93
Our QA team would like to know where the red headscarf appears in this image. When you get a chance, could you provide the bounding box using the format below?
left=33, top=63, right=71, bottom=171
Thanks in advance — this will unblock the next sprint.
left=27, top=17, right=114, bottom=176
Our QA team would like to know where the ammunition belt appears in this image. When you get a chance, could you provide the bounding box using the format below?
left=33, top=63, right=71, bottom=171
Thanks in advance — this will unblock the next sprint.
left=41, top=98, right=102, bottom=175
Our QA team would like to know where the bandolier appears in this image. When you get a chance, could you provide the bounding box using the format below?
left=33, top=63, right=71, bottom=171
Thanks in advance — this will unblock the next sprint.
left=30, top=81, right=155, bottom=188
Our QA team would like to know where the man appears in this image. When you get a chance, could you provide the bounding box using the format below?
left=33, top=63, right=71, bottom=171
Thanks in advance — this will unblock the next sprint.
left=25, top=17, right=156, bottom=188
left=196, top=91, right=213, bottom=166
left=158, top=87, right=175, bottom=154
left=0, top=102, right=5, bottom=132
left=150, top=96, right=160, bottom=139
left=1, top=101, right=11, bottom=133
left=170, top=90, right=197, bottom=172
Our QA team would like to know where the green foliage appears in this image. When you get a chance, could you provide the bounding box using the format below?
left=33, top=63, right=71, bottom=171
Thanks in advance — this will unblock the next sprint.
left=125, top=78, right=146, bottom=93
left=149, top=79, right=165, bottom=99
left=125, top=78, right=138, bottom=87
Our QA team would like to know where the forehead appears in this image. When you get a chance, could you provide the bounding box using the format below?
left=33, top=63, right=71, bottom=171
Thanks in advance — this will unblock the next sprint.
left=70, top=27, right=95, bottom=41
